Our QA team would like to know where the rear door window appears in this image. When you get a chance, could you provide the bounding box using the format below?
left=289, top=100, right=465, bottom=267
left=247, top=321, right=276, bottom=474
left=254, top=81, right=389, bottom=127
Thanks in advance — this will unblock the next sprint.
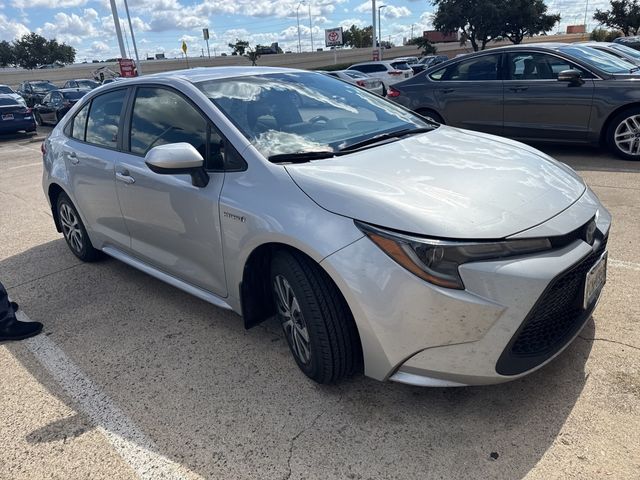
left=71, top=103, right=89, bottom=141
left=443, top=55, right=500, bottom=81
left=85, top=90, right=125, bottom=148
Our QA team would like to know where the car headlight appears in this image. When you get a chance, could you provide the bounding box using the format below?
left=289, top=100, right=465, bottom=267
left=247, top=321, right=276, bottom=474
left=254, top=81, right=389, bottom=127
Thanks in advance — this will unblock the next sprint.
left=355, top=221, right=552, bottom=290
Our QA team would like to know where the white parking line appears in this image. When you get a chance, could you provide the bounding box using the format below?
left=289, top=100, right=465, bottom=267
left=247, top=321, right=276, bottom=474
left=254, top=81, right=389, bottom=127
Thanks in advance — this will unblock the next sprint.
left=8, top=162, right=41, bottom=170
left=18, top=311, right=202, bottom=480
left=610, top=259, right=640, bottom=272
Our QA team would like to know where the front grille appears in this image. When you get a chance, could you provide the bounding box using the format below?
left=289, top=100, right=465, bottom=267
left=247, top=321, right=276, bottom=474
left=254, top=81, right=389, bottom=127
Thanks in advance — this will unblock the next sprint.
left=496, top=238, right=607, bottom=376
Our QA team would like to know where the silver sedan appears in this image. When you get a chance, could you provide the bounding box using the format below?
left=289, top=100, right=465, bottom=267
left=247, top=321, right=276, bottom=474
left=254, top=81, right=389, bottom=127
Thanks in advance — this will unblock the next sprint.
left=321, top=69, right=385, bottom=95
left=41, top=67, right=610, bottom=387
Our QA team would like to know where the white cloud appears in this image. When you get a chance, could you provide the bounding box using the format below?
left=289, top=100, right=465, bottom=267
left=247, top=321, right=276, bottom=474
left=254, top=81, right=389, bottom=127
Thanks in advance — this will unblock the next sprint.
left=382, top=5, right=411, bottom=19
left=37, top=8, right=100, bottom=44
left=12, top=0, right=87, bottom=8
left=0, top=14, right=30, bottom=40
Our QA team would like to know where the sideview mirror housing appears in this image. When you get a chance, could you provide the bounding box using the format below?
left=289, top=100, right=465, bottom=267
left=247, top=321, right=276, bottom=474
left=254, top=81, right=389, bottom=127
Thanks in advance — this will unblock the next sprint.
left=557, top=69, right=584, bottom=85
left=145, top=143, right=209, bottom=188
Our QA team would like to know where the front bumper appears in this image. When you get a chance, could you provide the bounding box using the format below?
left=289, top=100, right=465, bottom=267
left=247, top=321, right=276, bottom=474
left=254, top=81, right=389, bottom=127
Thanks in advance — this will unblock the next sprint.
left=320, top=188, right=611, bottom=386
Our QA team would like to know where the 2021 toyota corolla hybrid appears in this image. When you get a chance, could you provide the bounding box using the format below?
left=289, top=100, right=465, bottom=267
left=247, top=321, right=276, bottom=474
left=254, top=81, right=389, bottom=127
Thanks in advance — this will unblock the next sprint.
left=42, top=67, right=611, bottom=386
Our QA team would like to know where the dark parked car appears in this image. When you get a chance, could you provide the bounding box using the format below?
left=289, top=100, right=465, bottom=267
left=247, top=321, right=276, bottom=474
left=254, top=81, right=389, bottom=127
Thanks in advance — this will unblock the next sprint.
left=0, top=97, right=36, bottom=134
left=411, top=55, right=449, bottom=74
left=614, top=36, right=640, bottom=51
left=62, top=79, right=101, bottom=90
left=578, top=41, right=640, bottom=66
left=16, top=80, right=57, bottom=107
left=33, top=89, right=87, bottom=125
left=388, top=43, right=640, bottom=160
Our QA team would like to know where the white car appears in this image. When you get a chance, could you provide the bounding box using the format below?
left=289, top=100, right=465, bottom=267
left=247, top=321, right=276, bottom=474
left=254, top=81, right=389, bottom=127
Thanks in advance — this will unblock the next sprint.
left=0, top=85, right=27, bottom=107
left=322, top=70, right=385, bottom=95
left=347, top=61, right=414, bottom=91
left=392, top=56, right=420, bottom=65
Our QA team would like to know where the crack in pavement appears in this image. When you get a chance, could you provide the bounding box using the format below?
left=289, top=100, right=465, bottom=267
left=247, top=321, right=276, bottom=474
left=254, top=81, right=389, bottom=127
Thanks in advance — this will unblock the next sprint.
left=578, top=335, right=640, bottom=352
left=283, top=406, right=332, bottom=480
left=7, top=262, right=85, bottom=290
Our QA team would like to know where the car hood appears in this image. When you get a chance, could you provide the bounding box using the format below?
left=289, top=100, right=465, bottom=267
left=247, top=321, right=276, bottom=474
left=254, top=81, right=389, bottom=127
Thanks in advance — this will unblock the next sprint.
left=284, top=126, right=586, bottom=239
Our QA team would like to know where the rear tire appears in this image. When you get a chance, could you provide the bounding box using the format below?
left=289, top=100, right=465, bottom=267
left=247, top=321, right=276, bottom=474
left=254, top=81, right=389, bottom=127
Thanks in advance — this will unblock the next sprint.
left=270, top=250, right=362, bottom=384
left=607, top=107, right=640, bottom=160
left=56, top=193, right=101, bottom=262
left=416, top=108, right=444, bottom=125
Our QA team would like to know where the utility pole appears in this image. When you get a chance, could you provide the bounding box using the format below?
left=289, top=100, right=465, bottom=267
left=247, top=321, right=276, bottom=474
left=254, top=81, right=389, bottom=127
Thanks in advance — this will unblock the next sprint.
left=123, top=0, right=142, bottom=74
left=583, top=0, right=589, bottom=38
left=411, top=24, right=414, bottom=41
left=308, top=2, right=314, bottom=52
left=109, top=0, right=127, bottom=60
left=296, top=2, right=303, bottom=53
left=371, top=0, right=377, bottom=59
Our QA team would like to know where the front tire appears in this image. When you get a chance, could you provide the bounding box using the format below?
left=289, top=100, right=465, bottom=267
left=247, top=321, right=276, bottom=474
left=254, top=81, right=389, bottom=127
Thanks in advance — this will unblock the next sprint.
left=270, top=250, right=361, bottom=384
left=607, top=107, right=640, bottom=161
left=56, top=193, right=101, bottom=262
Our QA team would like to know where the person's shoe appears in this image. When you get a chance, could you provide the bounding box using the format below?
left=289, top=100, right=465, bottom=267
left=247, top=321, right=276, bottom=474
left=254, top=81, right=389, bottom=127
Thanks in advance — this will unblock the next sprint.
left=0, top=319, right=43, bottom=341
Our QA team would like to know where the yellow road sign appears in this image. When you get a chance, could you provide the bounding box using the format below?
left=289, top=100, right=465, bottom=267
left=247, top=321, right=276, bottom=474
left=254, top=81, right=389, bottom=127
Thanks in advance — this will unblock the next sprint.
left=181, top=40, right=187, bottom=54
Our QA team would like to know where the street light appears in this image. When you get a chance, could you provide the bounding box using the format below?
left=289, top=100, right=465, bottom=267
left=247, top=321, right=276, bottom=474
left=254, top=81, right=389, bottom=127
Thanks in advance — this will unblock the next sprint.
left=296, top=2, right=303, bottom=53
left=378, top=4, right=387, bottom=59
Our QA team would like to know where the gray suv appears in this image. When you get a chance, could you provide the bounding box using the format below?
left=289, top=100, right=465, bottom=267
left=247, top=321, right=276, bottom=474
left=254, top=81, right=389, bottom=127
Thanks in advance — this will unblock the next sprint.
left=42, top=67, right=610, bottom=387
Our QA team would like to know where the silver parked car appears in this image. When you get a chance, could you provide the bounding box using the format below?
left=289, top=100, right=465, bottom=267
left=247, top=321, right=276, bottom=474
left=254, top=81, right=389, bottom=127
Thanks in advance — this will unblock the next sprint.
left=42, top=67, right=611, bottom=387
left=322, top=69, right=385, bottom=95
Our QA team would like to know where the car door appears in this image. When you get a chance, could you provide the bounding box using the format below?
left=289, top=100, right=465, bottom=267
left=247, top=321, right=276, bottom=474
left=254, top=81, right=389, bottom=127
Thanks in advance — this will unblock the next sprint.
left=64, top=89, right=132, bottom=250
left=114, top=85, right=227, bottom=296
left=503, top=51, right=595, bottom=141
left=430, top=53, right=504, bottom=135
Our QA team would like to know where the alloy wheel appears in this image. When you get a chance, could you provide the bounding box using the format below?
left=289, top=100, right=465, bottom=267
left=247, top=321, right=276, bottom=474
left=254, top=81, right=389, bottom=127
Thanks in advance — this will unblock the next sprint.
left=273, top=274, right=311, bottom=365
left=614, top=114, right=640, bottom=156
left=59, top=203, right=83, bottom=253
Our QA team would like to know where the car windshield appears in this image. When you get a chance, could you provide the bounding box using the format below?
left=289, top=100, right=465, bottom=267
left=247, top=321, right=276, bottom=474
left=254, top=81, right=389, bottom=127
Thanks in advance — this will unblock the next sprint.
left=0, top=98, right=20, bottom=106
left=196, top=72, right=432, bottom=158
left=559, top=45, right=638, bottom=73
left=609, top=43, right=640, bottom=60
left=77, top=80, right=99, bottom=88
left=32, top=82, right=56, bottom=92
left=390, top=61, right=411, bottom=70
left=62, top=91, right=86, bottom=100
left=0, top=86, right=13, bottom=94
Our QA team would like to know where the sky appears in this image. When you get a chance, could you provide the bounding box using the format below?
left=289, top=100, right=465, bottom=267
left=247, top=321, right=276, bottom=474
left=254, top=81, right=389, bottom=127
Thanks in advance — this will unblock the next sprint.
left=0, top=0, right=614, bottom=62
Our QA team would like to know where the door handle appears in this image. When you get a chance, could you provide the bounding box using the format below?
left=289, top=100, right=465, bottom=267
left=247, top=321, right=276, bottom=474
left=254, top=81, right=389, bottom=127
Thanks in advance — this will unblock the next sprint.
left=441, top=88, right=455, bottom=94
left=116, top=170, right=135, bottom=185
left=508, top=86, right=528, bottom=92
left=69, top=151, right=79, bottom=165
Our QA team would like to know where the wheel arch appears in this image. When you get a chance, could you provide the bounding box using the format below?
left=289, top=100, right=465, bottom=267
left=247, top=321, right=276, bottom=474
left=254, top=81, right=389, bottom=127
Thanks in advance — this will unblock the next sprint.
left=47, top=182, right=68, bottom=232
left=599, top=102, right=640, bottom=145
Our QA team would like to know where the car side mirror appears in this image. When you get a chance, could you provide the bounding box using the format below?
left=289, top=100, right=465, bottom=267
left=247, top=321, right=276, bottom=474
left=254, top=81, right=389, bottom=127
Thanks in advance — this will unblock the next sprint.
left=145, top=143, right=209, bottom=188
left=557, top=69, right=584, bottom=85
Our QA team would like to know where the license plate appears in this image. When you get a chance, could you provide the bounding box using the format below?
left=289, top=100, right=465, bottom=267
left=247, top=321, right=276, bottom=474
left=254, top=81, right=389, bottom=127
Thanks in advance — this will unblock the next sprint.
left=2, top=114, right=14, bottom=121
left=404, top=73, right=409, bottom=78
left=583, top=252, right=607, bottom=309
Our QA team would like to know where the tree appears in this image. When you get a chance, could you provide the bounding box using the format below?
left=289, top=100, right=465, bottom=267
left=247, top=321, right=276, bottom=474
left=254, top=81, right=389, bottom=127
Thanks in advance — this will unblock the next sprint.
left=10, top=33, right=76, bottom=69
left=0, top=40, right=14, bottom=67
left=228, top=39, right=249, bottom=56
left=406, top=36, right=437, bottom=55
left=246, top=46, right=261, bottom=66
left=342, top=25, right=373, bottom=48
left=594, top=0, right=640, bottom=36
left=501, top=0, right=561, bottom=44
left=590, top=27, right=624, bottom=41
left=432, top=0, right=503, bottom=51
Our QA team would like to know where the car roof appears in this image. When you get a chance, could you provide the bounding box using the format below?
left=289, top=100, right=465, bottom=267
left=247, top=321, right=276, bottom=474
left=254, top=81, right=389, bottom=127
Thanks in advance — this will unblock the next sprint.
left=350, top=61, right=393, bottom=66
left=68, top=78, right=97, bottom=81
left=57, top=88, right=87, bottom=93
left=141, top=66, right=303, bottom=84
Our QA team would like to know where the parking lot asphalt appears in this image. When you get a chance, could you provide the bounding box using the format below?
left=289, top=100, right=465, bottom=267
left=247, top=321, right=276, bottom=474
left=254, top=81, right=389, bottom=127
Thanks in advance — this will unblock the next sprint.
left=0, top=129, right=638, bottom=480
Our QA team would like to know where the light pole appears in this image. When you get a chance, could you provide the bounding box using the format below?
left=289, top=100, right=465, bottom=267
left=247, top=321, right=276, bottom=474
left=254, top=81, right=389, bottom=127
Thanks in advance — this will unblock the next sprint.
left=123, top=0, right=142, bottom=74
left=296, top=2, right=303, bottom=53
left=308, top=2, right=314, bottom=52
left=109, top=0, right=126, bottom=59
left=371, top=0, right=377, bottom=58
left=378, top=5, right=386, bottom=59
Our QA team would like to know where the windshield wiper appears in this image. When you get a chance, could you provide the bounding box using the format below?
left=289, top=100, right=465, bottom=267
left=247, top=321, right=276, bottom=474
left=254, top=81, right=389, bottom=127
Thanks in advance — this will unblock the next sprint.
left=339, top=127, right=432, bottom=152
left=268, top=150, right=337, bottom=164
